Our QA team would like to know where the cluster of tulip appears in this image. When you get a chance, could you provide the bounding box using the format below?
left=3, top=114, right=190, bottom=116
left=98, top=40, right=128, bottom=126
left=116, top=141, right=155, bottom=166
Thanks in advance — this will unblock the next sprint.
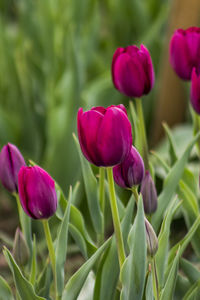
left=0, top=25, right=200, bottom=300
left=170, top=27, right=200, bottom=114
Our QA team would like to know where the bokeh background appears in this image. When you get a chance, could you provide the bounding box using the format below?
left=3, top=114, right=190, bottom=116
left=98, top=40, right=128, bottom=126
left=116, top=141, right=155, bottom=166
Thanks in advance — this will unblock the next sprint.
left=0, top=0, right=200, bottom=235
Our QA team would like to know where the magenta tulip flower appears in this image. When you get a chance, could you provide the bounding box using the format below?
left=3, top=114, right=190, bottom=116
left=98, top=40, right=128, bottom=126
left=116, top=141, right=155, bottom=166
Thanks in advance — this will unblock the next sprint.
left=0, top=143, right=26, bottom=193
left=111, top=45, right=155, bottom=98
left=141, top=171, right=157, bottom=214
left=190, top=67, right=200, bottom=114
left=170, top=27, right=200, bottom=80
left=77, top=104, right=132, bottom=167
left=113, top=146, right=144, bottom=188
left=18, top=166, right=57, bottom=219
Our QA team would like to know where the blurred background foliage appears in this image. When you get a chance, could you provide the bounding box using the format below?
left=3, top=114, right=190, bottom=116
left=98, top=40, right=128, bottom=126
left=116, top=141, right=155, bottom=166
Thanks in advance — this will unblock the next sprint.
left=0, top=0, right=169, bottom=190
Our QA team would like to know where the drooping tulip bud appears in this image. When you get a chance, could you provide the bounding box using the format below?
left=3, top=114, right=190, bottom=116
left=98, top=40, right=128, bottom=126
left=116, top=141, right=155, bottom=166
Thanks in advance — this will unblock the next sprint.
left=0, top=143, right=26, bottom=193
left=170, top=27, right=200, bottom=80
left=18, top=166, right=57, bottom=219
left=111, top=45, right=155, bottom=98
left=13, top=228, right=30, bottom=266
left=113, top=146, right=144, bottom=188
left=190, top=67, right=200, bottom=114
left=145, top=218, right=158, bottom=257
left=77, top=105, right=132, bottom=167
left=140, top=171, right=157, bottom=214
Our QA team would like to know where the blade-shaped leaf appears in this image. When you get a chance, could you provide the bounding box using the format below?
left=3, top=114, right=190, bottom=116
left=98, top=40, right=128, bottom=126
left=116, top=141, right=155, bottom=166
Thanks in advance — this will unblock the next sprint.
left=56, top=186, right=72, bottom=297
left=0, top=276, right=14, bottom=300
left=180, top=258, right=200, bottom=284
left=62, top=238, right=111, bottom=300
left=120, top=195, right=146, bottom=300
left=73, top=133, right=103, bottom=235
left=3, top=248, right=45, bottom=300
left=152, top=132, right=200, bottom=231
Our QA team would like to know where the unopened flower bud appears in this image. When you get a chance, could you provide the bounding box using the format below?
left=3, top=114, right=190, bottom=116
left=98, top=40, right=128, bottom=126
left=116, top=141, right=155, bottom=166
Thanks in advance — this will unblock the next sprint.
left=145, top=218, right=158, bottom=257
left=18, top=165, right=57, bottom=219
left=141, top=171, right=157, bottom=214
left=113, top=146, right=144, bottom=188
left=0, top=143, right=26, bottom=193
left=13, top=228, right=29, bottom=266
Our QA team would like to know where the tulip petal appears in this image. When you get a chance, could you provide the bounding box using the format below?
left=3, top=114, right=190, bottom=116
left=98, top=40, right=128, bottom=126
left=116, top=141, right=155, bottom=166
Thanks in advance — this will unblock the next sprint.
left=113, top=164, right=127, bottom=188
left=78, top=108, right=103, bottom=166
left=113, top=52, right=146, bottom=97
left=140, top=45, right=155, bottom=93
left=97, top=107, right=132, bottom=166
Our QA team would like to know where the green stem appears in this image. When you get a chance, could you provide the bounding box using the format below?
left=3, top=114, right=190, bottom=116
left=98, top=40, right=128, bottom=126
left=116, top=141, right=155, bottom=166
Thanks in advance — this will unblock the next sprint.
left=151, top=257, right=159, bottom=300
left=135, top=98, right=149, bottom=170
left=131, top=186, right=139, bottom=204
left=42, top=220, right=58, bottom=299
left=107, top=167, right=126, bottom=269
left=98, top=167, right=105, bottom=245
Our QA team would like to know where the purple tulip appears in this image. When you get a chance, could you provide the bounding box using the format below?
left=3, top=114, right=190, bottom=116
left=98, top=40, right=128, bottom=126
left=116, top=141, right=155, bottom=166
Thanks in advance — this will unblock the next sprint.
left=140, top=171, right=157, bottom=214
left=77, top=104, right=132, bottom=167
left=170, top=27, right=200, bottom=80
left=190, top=67, right=200, bottom=114
left=113, top=146, right=144, bottom=188
left=18, top=166, right=57, bottom=219
left=0, top=143, right=26, bottom=193
left=111, top=45, right=155, bottom=98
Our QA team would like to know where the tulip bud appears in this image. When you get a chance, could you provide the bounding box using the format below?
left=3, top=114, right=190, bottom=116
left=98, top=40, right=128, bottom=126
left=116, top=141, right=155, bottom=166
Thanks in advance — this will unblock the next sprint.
left=0, top=143, right=26, bottom=193
left=190, top=68, right=200, bottom=114
left=145, top=218, right=158, bottom=257
left=140, top=171, right=157, bottom=214
left=77, top=105, right=132, bottom=167
left=170, top=27, right=200, bottom=80
left=112, top=45, right=154, bottom=98
left=113, top=146, right=144, bottom=188
left=13, top=228, right=29, bottom=266
left=18, top=166, right=57, bottom=219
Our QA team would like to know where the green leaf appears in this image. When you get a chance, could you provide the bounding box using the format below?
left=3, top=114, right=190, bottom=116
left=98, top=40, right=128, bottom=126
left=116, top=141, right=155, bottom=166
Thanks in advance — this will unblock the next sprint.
left=120, top=195, right=146, bottom=300
left=73, top=133, right=103, bottom=235
left=160, top=247, right=180, bottom=300
left=93, top=196, right=135, bottom=300
left=69, top=223, right=88, bottom=258
left=183, top=280, right=200, bottom=300
left=35, top=262, right=52, bottom=298
left=162, top=122, right=178, bottom=165
left=56, top=186, right=72, bottom=297
left=0, top=276, right=14, bottom=300
left=145, top=273, right=154, bottom=300
left=152, top=132, right=200, bottom=231
left=62, top=238, right=111, bottom=300
left=30, top=235, right=37, bottom=285
left=3, top=248, right=45, bottom=300
left=180, top=258, right=200, bottom=284
left=155, top=197, right=181, bottom=288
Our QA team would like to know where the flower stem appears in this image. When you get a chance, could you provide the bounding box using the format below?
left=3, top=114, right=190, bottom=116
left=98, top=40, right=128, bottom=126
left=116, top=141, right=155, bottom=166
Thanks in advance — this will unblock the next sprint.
left=135, top=98, right=149, bottom=170
left=98, top=167, right=105, bottom=245
left=131, top=186, right=139, bottom=204
left=42, top=220, right=57, bottom=299
left=151, top=257, right=159, bottom=300
left=107, top=167, right=126, bottom=269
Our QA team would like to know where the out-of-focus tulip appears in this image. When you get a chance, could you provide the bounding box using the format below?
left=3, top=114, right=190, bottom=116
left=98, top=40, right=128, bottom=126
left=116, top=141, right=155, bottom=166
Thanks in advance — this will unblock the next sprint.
left=18, top=166, right=57, bottom=219
left=13, top=228, right=30, bottom=266
left=0, top=143, right=26, bottom=193
left=170, top=27, right=200, bottom=80
left=113, top=146, right=144, bottom=188
left=77, top=105, right=132, bottom=167
left=145, top=218, right=158, bottom=257
left=111, top=45, right=154, bottom=98
left=140, top=171, right=157, bottom=214
left=190, top=67, right=200, bottom=114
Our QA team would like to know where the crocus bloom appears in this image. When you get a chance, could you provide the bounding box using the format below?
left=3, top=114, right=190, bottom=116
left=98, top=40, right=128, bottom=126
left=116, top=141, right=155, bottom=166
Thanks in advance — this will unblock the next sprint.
left=0, top=143, right=26, bottom=193
left=190, top=67, right=200, bottom=114
left=170, top=27, right=200, bottom=80
left=113, top=146, right=144, bottom=188
left=18, top=166, right=57, bottom=219
left=77, top=105, right=132, bottom=167
left=112, top=45, right=155, bottom=98
left=140, top=171, right=157, bottom=214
